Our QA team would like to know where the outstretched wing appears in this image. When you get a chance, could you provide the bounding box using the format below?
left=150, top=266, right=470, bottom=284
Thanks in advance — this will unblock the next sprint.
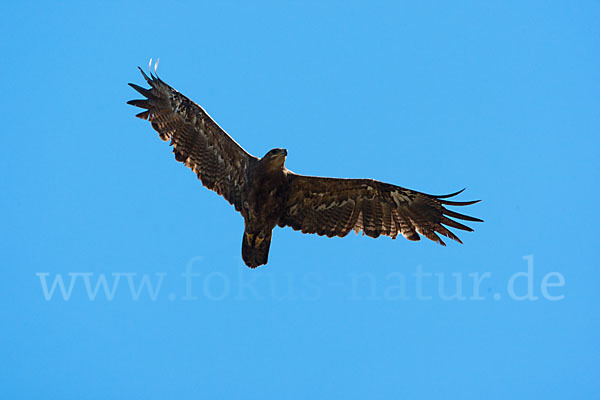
left=128, top=68, right=258, bottom=211
left=279, top=174, right=482, bottom=245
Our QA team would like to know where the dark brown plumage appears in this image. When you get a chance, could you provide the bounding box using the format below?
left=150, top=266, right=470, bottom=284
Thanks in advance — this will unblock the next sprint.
left=128, top=65, right=482, bottom=268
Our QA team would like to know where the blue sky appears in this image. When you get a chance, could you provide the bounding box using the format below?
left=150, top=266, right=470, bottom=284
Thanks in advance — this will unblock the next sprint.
left=2, top=1, right=599, bottom=398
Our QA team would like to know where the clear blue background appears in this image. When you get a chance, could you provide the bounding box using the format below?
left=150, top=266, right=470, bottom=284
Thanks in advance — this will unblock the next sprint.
left=2, top=1, right=599, bottom=398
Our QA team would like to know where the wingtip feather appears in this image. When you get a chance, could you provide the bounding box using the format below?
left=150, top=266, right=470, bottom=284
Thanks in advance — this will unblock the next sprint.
left=442, top=208, right=483, bottom=222
left=127, top=99, right=150, bottom=108
left=440, top=199, right=481, bottom=206
left=137, top=66, right=152, bottom=84
left=135, top=110, right=150, bottom=120
left=434, top=188, right=466, bottom=199
left=128, top=83, right=152, bottom=97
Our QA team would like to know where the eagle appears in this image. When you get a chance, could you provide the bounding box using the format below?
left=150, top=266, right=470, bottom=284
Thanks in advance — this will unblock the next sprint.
left=128, top=63, right=482, bottom=268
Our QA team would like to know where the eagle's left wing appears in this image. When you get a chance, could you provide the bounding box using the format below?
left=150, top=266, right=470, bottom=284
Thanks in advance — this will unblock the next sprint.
left=279, top=173, right=482, bottom=245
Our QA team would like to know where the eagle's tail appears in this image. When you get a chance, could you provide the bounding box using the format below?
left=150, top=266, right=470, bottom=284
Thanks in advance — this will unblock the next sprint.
left=242, top=229, right=272, bottom=268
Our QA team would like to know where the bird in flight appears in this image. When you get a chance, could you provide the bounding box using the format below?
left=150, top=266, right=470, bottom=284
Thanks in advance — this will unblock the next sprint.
left=128, top=62, right=482, bottom=268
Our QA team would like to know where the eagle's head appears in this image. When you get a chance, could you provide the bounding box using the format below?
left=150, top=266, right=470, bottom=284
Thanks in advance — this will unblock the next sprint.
left=262, top=148, right=288, bottom=169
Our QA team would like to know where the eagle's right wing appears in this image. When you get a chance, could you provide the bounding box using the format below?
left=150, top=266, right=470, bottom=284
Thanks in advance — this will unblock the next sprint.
left=128, top=68, right=258, bottom=211
left=279, top=173, right=482, bottom=245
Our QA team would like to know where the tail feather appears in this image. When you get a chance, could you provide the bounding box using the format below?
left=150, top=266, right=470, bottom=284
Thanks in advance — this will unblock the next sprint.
left=242, top=230, right=272, bottom=268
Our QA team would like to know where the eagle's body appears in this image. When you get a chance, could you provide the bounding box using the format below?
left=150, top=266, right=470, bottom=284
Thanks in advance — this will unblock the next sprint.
left=241, top=149, right=289, bottom=267
left=128, top=65, right=482, bottom=268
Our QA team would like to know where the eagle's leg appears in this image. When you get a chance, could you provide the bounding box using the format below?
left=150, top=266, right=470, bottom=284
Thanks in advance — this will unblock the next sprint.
left=241, top=228, right=273, bottom=268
